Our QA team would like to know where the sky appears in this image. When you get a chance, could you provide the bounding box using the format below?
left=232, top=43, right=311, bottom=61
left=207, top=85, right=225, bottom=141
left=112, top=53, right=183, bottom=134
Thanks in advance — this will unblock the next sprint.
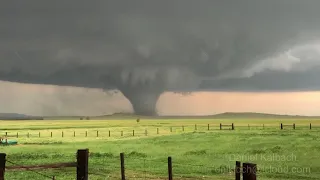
left=1, top=81, right=320, bottom=116
left=2, top=1, right=320, bottom=116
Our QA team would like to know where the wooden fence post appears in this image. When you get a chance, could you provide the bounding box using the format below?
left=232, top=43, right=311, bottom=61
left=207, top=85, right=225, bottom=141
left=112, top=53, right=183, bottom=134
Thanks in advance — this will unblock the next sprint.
left=235, top=161, right=241, bottom=180
left=85, top=131, right=87, bottom=137
left=16, top=132, right=18, bottom=138
left=208, top=124, right=210, bottom=130
left=120, top=153, right=125, bottom=180
left=145, top=129, right=148, bottom=136
left=52, top=176, right=56, bottom=180
left=243, top=163, right=257, bottom=180
left=109, top=130, right=111, bottom=137
left=182, top=126, right=184, bottom=132
left=74, top=131, right=76, bottom=137
left=280, top=123, right=283, bottom=130
left=220, top=123, right=222, bottom=130
left=62, top=131, right=64, bottom=137
left=27, top=132, right=30, bottom=138
left=77, top=149, right=89, bottom=180
left=132, top=130, right=135, bottom=136
left=232, top=123, right=234, bottom=130
left=195, top=124, right=197, bottom=130
left=310, top=123, right=312, bottom=130
left=168, top=156, right=172, bottom=180
left=5, top=132, right=7, bottom=137
left=39, top=132, right=40, bottom=137
left=121, top=131, right=123, bottom=136
left=0, top=153, right=6, bottom=180
left=293, top=123, right=295, bottom=130
left=51, top=132, right=52, bottom=138
left=96, top=131, right=99, bottom=137
left=170, top=127, right=172, bottom=132
left=157, top=128, right=159, bottom=134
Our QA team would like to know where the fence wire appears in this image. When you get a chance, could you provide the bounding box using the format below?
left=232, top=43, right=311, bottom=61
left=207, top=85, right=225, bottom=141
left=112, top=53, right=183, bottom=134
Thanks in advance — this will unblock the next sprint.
left=6, top=159, right=55, bottom=179
left=3, top=123, right=318, bottom=139
left=85, top=154, right=236, bottom=180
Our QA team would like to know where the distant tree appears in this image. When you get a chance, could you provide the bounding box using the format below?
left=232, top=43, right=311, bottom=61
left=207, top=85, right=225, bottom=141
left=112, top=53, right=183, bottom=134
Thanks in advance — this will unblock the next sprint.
left=86, top=117, right=90, bottom=120
left=80, top=117, right=83, bottom=120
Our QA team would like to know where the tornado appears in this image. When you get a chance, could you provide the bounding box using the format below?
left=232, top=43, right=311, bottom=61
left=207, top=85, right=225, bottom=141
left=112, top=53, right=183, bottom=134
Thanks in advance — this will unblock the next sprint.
left=100, top=66, right=169, bottom=116
left=121, top=89, right=162, bottom=116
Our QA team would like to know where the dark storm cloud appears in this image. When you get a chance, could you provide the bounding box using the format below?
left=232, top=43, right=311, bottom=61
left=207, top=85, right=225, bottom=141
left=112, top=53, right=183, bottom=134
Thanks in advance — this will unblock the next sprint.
left=2, top=0, right=320, bottom=114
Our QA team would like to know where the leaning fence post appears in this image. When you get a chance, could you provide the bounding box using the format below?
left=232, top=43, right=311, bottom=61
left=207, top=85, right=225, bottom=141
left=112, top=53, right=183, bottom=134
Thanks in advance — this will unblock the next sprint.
left=235, top=161, right=241, bottom=180
left=168, top=156, right=173, bottom=180
left=0, top=153, right=6, bottom=180
left=120, top=153, right=125, bottom=180
left=77, top=149, right=89, bottom=180
left=243, top=163, right=257, bottom=180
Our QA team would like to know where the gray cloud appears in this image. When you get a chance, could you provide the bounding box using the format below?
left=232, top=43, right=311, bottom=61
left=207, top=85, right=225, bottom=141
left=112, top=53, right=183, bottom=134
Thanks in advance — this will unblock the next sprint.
left=1, top=0, right=320, bottom=115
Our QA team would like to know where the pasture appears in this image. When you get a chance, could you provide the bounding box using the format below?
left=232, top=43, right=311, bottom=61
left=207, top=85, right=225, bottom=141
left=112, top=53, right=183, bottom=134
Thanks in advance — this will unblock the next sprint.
left=1, top=117, right=320, bottom=180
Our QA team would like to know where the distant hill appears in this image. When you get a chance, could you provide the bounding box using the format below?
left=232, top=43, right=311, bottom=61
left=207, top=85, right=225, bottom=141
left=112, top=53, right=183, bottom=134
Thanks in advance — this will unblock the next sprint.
left=2, top=112, right=319, bottom=120
left=207, top=112, right=320, bottom=119
left=0, top=113, right=43, bottom=120
left=91, top=112, right=320, bottom=119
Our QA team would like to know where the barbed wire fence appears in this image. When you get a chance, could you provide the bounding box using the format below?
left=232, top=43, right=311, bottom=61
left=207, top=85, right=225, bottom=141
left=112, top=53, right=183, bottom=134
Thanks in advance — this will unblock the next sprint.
left=2, top=149, right=260, bottom=180
left=2, top=123, right=317, bottom=140
left=6, top=159, right=56, bottom=179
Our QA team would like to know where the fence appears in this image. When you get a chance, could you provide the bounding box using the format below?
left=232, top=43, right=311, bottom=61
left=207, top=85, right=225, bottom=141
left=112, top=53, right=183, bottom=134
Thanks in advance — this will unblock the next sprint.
left=1, top=149, right=257, bottom=180
left=1, top=123, right=317, bottom=140
left=220, top=123, right=234, bottom=130
left=280, top=123, right=312, bottom=130
left=2, top=149, right=88, bottom=180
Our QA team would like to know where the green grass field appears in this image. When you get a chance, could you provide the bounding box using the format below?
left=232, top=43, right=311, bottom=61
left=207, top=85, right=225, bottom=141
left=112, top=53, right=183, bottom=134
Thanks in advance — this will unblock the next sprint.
left=1, top=118, right=320, bottom=180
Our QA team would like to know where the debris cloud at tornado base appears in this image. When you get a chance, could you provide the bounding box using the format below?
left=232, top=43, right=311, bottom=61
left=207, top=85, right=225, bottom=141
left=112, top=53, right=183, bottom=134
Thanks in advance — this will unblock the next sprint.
left=2, top=0, right=320, bottom=115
